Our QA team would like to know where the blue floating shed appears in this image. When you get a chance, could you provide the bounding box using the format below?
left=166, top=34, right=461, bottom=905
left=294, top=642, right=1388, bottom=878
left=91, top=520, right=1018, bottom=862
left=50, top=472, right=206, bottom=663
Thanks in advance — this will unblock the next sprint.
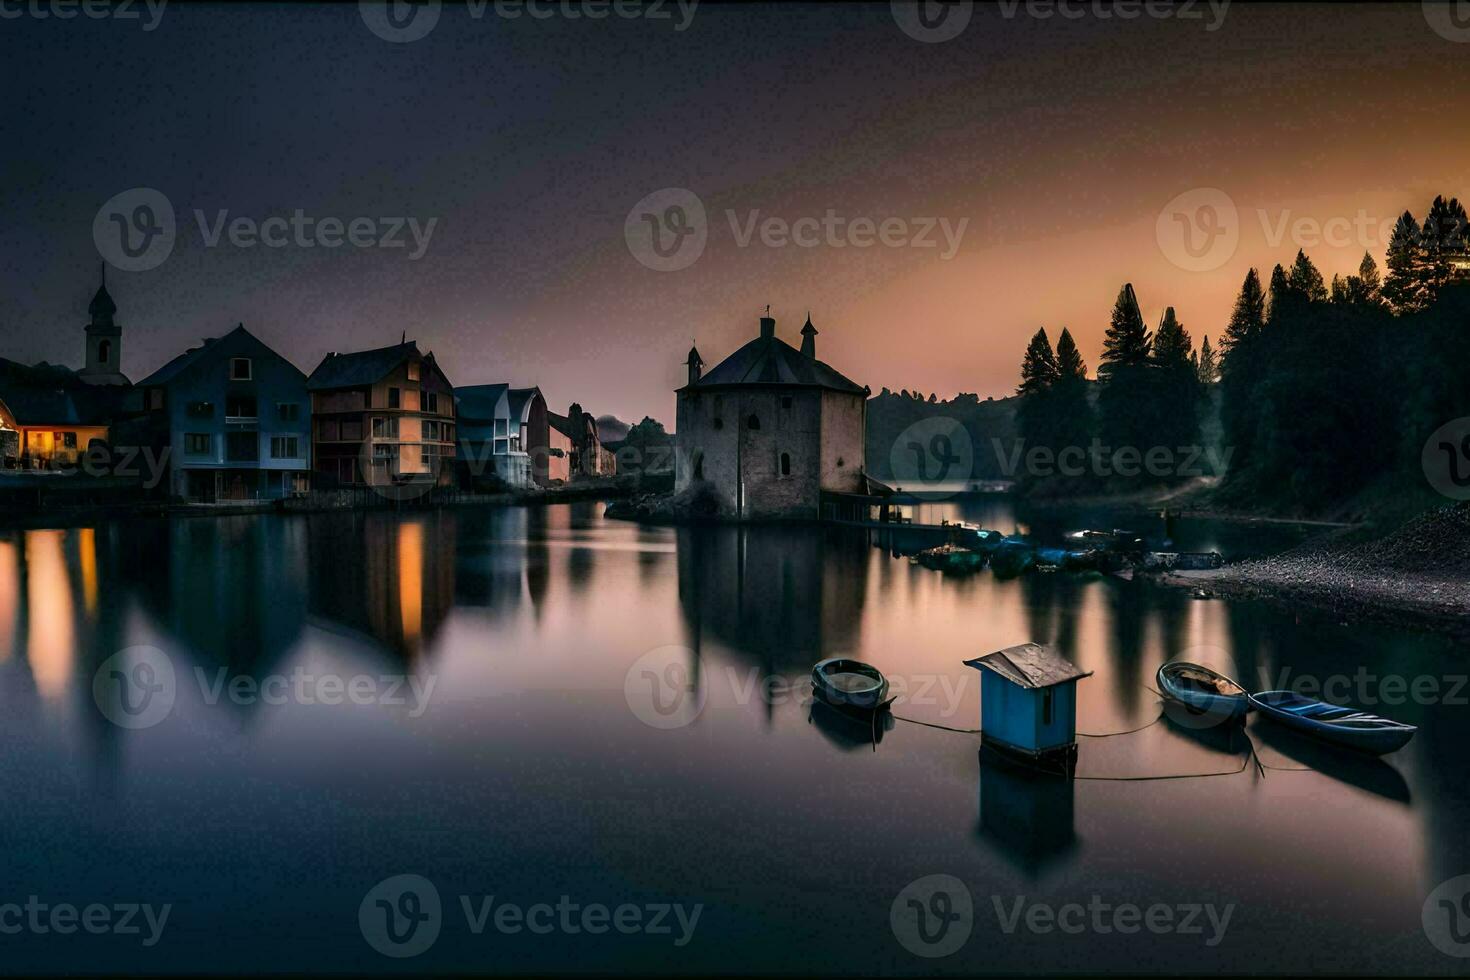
left=965, top=643, right=1092, bottom=763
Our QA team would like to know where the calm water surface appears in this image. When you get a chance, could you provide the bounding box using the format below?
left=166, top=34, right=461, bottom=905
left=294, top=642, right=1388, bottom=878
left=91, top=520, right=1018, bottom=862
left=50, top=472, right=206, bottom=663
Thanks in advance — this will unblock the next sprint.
left=0, top=501, right=1466, bottom=974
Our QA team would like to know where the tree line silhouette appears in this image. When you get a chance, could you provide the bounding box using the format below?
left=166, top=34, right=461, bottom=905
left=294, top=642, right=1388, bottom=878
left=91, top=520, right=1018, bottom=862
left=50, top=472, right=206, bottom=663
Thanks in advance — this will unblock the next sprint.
left=1014, top=194, right=1470, bottom=509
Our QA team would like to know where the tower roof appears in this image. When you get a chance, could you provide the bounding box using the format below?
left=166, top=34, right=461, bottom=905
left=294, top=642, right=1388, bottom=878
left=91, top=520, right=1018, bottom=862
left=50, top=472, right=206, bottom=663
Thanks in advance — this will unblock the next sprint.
left=687, top=345, right=702, bottom=365
left=681, top=333, right=864, bottom=395
left=801, top=314, right=817, bottom=335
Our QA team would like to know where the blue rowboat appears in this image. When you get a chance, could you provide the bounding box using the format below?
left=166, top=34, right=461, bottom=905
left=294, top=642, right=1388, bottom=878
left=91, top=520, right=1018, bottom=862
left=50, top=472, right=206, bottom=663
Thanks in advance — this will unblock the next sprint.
left=1156, top=661, right=1250, bottom=726
left=1249, top=690, right=1416, bottom=755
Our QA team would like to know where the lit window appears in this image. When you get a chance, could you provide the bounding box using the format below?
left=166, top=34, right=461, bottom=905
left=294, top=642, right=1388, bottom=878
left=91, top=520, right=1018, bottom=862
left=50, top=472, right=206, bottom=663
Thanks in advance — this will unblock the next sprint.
left=407, top=361, right=421, bottom=381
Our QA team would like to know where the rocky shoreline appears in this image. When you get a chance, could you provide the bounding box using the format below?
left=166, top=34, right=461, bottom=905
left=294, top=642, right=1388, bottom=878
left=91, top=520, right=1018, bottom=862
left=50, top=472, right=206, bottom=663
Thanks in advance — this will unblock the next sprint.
left=1164, top=503, right=1470, bottom=637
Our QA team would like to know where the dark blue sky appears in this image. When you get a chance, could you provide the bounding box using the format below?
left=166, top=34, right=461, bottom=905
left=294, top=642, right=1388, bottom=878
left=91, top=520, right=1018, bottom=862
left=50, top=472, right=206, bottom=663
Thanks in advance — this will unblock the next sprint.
left=1, top=2, right=1463, bottom=422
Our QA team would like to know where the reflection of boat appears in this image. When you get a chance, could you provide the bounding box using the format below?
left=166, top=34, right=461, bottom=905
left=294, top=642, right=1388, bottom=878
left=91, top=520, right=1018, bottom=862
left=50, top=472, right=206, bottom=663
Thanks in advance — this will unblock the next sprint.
left=1157, top=661, right=1250, bottom=726
left=1251, top=723, right=1411, bottom=803
left=1160, top=711, right=1248, bottom=754
left=915, top=543, right=987, bottom=574
left=811, top=658, right=893, bottom=712
left=1250, top=691, right=1417, bottom=755
left=809, top=698, right=894, bottom=750
left=989, top=537, right=1036, bottom=578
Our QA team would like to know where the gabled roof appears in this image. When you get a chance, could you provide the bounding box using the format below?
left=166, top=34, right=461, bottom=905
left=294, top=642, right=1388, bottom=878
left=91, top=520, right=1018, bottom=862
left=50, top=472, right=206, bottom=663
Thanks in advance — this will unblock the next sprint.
left=454, top=383, right=510, bottom=423
left=964, top=643, right=1092, bottom=690
left=137, top=325, right=304, bottom=388
left=684, top=334, right=865, bottom=395
left=307, top=341, right=419, bottom=391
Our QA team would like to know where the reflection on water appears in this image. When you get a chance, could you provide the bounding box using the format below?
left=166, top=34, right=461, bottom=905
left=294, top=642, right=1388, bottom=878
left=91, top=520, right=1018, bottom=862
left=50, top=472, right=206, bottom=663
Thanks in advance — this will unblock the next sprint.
left=0, top=503, right=1464, bottom=974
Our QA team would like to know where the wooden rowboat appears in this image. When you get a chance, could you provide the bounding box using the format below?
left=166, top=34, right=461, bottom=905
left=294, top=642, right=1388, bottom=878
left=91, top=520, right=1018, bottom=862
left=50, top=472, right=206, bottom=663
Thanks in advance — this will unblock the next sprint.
left=1156, top=661, right=1251, bottom=726
left=1249, top=690, right=1416, bottom=755
left=811, top=658, right=893, bottom=713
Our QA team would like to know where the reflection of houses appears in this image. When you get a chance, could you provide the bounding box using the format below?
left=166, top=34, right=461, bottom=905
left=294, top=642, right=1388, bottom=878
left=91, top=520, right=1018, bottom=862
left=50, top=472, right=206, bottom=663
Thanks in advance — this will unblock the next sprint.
left=306, top=512, right=455, bottom=660
left=675, top=312, right=868, bottom=520
left=307, top=341, right=457, bottom=489
left=129, top=325, right=311, bottom=501
left=0, top=278, right=132, bottom=469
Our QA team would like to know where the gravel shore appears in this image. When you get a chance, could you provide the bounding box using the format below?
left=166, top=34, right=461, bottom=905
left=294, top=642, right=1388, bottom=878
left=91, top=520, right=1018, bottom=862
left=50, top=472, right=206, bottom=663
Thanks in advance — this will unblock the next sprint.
left=1164, top=503, right=1470, bottom=636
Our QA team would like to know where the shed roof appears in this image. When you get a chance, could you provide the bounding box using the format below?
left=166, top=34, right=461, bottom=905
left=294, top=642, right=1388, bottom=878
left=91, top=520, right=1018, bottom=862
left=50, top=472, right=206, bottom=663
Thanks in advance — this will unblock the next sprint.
left=964, top=643, right=1091, bottom=690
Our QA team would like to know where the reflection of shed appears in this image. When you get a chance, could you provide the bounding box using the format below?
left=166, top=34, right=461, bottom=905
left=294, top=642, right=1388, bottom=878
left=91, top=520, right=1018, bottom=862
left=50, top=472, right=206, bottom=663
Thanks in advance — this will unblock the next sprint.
left=965, top=643, right=1091, bottom=763
left=975, top=744, right=1080, bottom=877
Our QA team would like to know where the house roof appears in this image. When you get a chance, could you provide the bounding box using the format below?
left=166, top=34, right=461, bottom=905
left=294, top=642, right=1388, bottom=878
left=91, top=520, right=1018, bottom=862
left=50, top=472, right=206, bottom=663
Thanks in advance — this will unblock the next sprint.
left=964, top=643, right=1092, bottom=690
left=0, top=383, right=121, bottom=427
left=684, top=334, right=865, bottom=395
left=547, top=411, right=576, bottom=439
left=454, top=383, right=510, bottom=423
left=507, top=386, right=540, bottom=422
left=137, top=325, right=304, bottom=388
left=307, top=341, right=419, bottom=391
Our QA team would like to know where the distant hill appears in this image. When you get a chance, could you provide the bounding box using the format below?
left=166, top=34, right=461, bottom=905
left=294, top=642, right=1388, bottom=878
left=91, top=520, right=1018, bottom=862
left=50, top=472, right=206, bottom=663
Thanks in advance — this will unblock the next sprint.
left=597, top=414, right=630, bottom=444
left=865, top=389, right=1021, bottom=484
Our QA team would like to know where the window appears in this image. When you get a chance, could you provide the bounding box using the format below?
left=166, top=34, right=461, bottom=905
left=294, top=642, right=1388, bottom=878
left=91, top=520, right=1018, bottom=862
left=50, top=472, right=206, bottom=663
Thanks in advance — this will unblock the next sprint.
left=423, top=420, right=439, bottom=441
left=270, top=436, right=300, bottom=459
left=1042, top=689, right=1054, bottom=726
left=407, top=361, right=421, bottom=381
left=277, top=403, right=300, bottom=422
left=494, top=438, right=509, bottom=455
left=187, top=401, right=214, bottom=418
left=780, top=452, right=791, bottom=476
left=713, top=418, right=723, bottom=430
left=225, top=432, right=258, bottom=461
left=229, top=357, right=252, bottom=381
left=494, top=418, right=508, bottom=437
left=318, top=419, right=340, bottom=441
left=781, top=396, right=792, bottom=409
left=341, top=420, right=364, bottom=441
left=373, top=444, right=397, bottom=461
left=225, top=395, right=258, bottom=419
left=388, top=387, right=401, bottom=409
left=147, top=388, right=164, bottom=411
left=185, top=433, right=212, bottom=456
left=423, top=391, right=437, bottom=414
left=746, top=414, right=760, bottom=430
left=98, top=339, right=112, bottom=364
left=61, top=432, right=77, bottom=449
left=372, top=417, right=399, bottom=438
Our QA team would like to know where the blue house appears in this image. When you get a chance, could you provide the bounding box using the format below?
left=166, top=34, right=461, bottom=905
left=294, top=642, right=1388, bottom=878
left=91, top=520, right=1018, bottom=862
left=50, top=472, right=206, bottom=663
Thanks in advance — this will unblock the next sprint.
left=130, top=325, right=311, bottom=501
left=965, top=643, right=1092, bottom=763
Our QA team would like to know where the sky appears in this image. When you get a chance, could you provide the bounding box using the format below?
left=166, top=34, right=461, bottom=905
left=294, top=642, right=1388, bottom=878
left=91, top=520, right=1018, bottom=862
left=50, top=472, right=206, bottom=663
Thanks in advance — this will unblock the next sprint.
left=1, top=2, right=1468, bottom=425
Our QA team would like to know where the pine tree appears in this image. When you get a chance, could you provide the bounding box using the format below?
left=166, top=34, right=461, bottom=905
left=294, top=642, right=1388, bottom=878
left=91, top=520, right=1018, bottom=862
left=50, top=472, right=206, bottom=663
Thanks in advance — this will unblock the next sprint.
left=1358, top=251, right=1382, bottom=303
left=1099, top=283, right=1152, bottom=377
left=1017, top=328, right=1060, bottom=397
left=1197, top=335, right=1218, bottom=383
left=1151, top=307, right=1193, bottom=369
left=1288, top=249, right=1328, bottom=303
left=1055, top=328, right=1087, bottom=381
left=1265, top=263, right=1293, bottom=328
left=1383, top=210, right=1425, bottom=313
left=1221, top=268, right=1265, bottom=353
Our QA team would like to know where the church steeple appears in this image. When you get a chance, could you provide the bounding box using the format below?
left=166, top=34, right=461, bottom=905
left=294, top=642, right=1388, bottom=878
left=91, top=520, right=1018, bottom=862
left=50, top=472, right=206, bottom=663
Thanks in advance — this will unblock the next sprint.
left=81, top=265, right=128, bottom=386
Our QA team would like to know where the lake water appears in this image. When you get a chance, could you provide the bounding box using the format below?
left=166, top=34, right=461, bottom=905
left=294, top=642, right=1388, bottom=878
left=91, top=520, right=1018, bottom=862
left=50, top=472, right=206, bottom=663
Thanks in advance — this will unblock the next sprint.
left=0, top=501, right=1466, bottom=974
